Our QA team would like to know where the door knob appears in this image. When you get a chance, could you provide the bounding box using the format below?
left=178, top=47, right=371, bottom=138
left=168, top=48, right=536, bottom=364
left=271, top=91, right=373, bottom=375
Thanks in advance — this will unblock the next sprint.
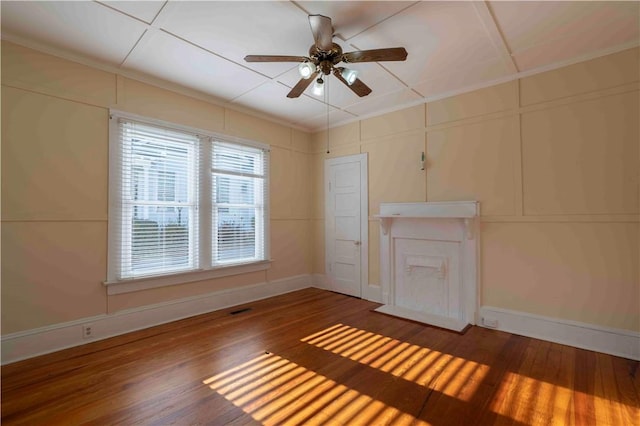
left=354, top=241, right=361, bottom=246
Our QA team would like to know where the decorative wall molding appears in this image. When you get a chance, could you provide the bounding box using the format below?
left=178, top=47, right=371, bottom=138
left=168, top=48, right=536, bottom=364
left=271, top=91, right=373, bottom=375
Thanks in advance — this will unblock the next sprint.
left=480, top=306, right=640, bottom=361
left=1, top=275, right=312, bottom=365
left=0, top=35, right=312, bottom=133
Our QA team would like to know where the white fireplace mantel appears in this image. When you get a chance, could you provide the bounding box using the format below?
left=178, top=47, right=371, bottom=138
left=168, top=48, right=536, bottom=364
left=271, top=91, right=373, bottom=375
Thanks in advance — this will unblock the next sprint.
left=376, top=201, right=480, bottom=239
left=375, top=201, right=480, bottom=332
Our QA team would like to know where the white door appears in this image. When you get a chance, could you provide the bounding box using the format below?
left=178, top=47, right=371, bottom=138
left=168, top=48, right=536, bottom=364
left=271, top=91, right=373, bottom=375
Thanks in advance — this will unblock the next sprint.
left=325, top=154, right=368, bottom=298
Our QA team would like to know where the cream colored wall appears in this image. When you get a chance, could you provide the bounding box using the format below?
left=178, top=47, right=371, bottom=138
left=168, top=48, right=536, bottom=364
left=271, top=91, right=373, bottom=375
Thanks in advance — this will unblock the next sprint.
left=1, top=41, right=312, bottom=333
left=312, top=47, right=639, bottom=332
left=2, top=40, right=638, bottom=335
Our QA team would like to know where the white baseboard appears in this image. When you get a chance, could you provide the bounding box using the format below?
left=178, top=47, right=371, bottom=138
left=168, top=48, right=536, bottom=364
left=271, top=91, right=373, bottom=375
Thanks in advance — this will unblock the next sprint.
left=311, top=273, right=328, bottom=290
left=1, top=274, right=312, bottom=365
left=480, top=306, right=640, bottom=361
left=312, top=274, right=382, bottom=303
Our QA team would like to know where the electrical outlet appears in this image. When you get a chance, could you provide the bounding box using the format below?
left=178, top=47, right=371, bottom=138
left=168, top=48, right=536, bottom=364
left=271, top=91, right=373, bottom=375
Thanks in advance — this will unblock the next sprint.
left=482, top=317, right=499, bottom=328
left=82, top=324, right=93, bottom=339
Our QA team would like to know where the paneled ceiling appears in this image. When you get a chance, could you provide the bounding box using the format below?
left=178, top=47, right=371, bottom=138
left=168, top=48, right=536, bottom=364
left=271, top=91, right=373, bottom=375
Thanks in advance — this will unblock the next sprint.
left=2, top=1, right=638, bottom=131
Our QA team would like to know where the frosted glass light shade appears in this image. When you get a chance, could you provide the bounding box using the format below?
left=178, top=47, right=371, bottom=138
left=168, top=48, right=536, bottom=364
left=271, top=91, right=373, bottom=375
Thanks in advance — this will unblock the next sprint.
left=341, top=68, right=359, bottom=85
left=298, top=62, right=316, bottom=79
left=312, top=78, right=324, bottom=96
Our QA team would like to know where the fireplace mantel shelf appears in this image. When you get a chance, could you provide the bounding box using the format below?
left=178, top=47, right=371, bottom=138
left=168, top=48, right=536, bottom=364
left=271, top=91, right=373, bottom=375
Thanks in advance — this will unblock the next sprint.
left=376, top=201, right=479, bottom=218
left=375, top=201, right=479, bottom=238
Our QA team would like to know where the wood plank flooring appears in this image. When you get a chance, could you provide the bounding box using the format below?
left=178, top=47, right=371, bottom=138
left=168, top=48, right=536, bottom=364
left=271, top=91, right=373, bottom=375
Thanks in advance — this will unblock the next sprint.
left=2, top=288, right=639, bottom=425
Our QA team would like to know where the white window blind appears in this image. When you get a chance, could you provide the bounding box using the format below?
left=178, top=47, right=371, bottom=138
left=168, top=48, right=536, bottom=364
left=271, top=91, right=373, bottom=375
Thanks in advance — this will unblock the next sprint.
left=108, top=112, right=270, bottom=288
left=116, top=119, right=199, bottom=279
left=212, top=142, right=268, bottom=265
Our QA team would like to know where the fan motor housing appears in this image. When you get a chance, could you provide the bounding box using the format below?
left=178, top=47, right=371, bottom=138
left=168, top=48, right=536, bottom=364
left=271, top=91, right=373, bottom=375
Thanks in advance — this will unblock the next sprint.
left=309, top=43, right=343, bottom=66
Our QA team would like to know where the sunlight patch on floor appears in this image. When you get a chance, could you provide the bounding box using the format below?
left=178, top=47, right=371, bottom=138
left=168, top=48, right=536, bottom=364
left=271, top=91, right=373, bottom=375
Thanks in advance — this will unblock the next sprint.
left=202, top=352, right=430, bottom=425
left=488, top=370, right=635, bottom=425
left=302, top=323, right=490, bottom=401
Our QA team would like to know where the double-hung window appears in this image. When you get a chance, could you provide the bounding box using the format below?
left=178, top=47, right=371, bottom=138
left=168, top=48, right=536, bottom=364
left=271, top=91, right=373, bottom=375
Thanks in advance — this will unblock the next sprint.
left=212, top=142, right=267, bottom=265
left=107, top=111, right=270, bottom=293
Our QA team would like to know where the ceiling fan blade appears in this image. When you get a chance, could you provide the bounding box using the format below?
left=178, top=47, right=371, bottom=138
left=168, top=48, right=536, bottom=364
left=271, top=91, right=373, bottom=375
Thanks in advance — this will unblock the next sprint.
left=342, top=47, right=408, bottom=63
left=309, top=14, right=333, bottom=51
left=244, top=55, right=308, bottom=63
left=333, top=68, right=372, bottom=97
left=349, top=79, right=373, bottom=97
left=287, top=71, right=319, bottom=98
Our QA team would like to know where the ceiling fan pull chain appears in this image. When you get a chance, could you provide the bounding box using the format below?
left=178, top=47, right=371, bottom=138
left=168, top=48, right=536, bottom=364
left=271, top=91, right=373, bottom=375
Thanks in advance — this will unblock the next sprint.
left=326, top=76, right=330, bottom=154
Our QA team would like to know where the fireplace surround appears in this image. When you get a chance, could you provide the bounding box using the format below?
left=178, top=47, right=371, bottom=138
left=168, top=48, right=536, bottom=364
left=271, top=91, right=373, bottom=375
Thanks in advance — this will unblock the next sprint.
left=375, top=201, right=480, bottom=332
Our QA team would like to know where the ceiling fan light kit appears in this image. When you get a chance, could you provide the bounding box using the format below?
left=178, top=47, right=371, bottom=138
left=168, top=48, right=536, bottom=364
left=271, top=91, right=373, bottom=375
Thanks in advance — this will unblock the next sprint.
left=245, top=14, right=407, bottom=99
left=341, top=68, right=359, bottom=86
left=312, top=78, right=324, bottom=96
left=298, top=61, right=316, bottom=79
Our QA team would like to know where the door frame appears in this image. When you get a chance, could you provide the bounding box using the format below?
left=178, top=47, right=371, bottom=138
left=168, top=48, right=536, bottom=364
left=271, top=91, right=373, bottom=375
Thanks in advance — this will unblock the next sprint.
left=324, top=153, right=369, bottom=299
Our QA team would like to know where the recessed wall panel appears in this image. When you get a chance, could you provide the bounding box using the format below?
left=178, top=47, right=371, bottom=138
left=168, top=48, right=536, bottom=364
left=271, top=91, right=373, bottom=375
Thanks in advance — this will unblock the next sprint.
left=2, top=41, right=116, bottom=107
left=427, top=117, right=518, bottom=216
left=520, top=47, right=639, bottom=106
left=361, top=104, right=425, bottom=140
left=118, top=77, right=225, bottom=132
left=482, top=222, right=639, bottom=331
left=364, top=131, right=426, bottom=215
left=522, top=92, right=639, bottom=215
left=427, top=81, right=518, bottom=125
left=1, top=222, right=108, bottom=334
left=2, top=87, right=108, bottom=221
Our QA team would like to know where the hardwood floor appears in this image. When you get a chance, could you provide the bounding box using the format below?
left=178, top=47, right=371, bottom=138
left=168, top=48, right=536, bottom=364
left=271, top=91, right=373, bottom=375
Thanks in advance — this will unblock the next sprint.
left=2, top=288, right=639, bottom=425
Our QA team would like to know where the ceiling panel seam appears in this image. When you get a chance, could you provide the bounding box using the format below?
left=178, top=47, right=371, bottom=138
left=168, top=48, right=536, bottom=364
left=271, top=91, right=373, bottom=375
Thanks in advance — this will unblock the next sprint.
left=473, top=1, right=518, bottom=73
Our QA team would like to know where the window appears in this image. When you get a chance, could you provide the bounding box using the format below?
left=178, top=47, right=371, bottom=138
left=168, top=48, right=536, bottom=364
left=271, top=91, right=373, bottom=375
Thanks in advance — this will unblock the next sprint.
left=212, top=142, right=267, bottom=265
left=108, top=112, right=270, bottom=290
left=117, top=121, right=198, bottom=279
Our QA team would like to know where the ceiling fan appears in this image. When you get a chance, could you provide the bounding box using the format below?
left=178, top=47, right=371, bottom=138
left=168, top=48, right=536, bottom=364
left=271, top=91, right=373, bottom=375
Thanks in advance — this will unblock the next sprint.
left=244, top=14, right=408, bottom=99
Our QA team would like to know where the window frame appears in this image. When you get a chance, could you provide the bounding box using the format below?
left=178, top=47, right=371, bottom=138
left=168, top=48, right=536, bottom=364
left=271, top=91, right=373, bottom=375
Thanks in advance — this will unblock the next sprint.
left=106, top=110, right=270, bottom=295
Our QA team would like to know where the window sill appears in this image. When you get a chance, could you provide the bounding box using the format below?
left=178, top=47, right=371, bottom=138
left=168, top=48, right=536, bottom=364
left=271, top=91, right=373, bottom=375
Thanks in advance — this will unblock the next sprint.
left=104, top=260, right=272, bottom=295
